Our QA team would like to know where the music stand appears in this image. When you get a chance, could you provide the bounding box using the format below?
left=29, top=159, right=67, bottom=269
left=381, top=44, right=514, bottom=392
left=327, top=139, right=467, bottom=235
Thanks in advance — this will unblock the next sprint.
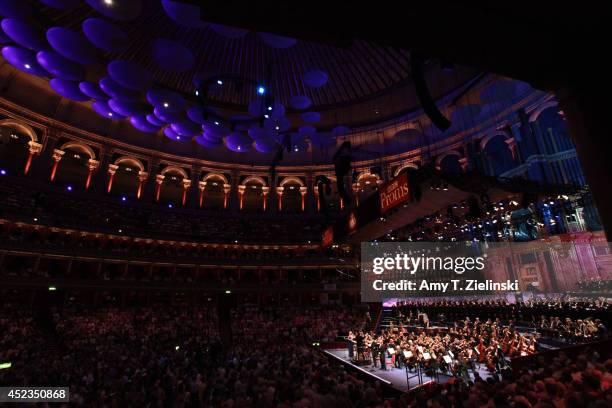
left=405, top=361, right=423, bottom=390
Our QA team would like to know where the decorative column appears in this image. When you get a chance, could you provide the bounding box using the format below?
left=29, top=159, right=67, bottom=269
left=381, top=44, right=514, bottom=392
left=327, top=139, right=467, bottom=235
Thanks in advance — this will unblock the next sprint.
left=314, top=188, right=320, bottom=212
left=142, top=160, right=159, bottom=202
left=189, top=167, right=201, bottom=208
left=181, top=179, right=191, bottom=206
left=276, top=186, right=284, bottom=211
left=352, top=183, right=360, bottom=206
left=137, top=171, right=148, bottom=199
left=230, top=171, right=240, bottom=210
left=223, top=184, right=231, bottom=209
left=509, top=122, right=524, bottom=164
left=262, top=186, right=269, bottom=211
left=300, top=186, right=307, bottom=212
left=305, top=172, right=315, bottom=214
left=155, top=174, right=165, bottom=202
left=85, top=159, right=99, bottom=190
left=107, top=164, right=119, bottom=193
left=238, top=185, right=246, bottom=210
left=49, top=149, right=65, bottom=181
left=24, top=141, right=42, bottom=175
left=505, top=137, right=518, bottom=160
left=269, top=175, right=278, bottom=213
left=198, top=181, right=206, bottom=207
left=33, top=131, right=59, bottom=179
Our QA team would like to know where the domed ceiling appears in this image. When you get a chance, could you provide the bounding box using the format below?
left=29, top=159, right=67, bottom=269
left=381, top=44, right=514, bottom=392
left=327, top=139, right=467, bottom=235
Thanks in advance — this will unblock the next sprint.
left=0, top=0, right=489, bottom=165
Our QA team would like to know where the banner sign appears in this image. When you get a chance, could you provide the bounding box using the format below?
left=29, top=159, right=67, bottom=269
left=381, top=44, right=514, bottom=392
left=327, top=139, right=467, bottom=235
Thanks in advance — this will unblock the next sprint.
left=380, top=172, right=410, bottom=214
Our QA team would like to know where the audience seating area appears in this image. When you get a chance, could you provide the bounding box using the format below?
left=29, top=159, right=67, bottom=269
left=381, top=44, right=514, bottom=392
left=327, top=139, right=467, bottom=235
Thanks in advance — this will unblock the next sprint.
left=0, top=177, right=328, bottom=244
left=1, top=300, right=610, bottom=407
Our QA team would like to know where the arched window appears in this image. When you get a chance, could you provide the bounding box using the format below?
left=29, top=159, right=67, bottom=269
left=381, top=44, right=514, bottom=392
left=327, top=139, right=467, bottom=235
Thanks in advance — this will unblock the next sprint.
left=158, top=166, right=188, bottom=205
left=437, top=152, right=462, bottom=174
left=354, top=172, right=380, bottom=204
left=0, top=124, right=32, bottom=174
left=279, top=177, right=304, bottom=212
left=481, top=134, right=515, bottom=175
left=202, top=173, right=228, bottom=210
left=54, top=142, right=97, bottom=189
left=110, top=157, right=146, bottom=198
left=241, top=176, right=266, bottom=212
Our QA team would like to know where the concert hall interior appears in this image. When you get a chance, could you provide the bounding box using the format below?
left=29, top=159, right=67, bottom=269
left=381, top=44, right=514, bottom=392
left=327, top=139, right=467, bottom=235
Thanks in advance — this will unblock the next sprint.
left=0, top=1, right=611, bottom=406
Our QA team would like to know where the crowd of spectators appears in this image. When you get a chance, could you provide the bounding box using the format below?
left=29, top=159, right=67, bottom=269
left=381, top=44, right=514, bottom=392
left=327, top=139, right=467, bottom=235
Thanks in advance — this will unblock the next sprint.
left=1, top=300, right=610, bottom=407
left=0, top=303, right=380, bottom=407
left=0, top=220, right=354, bottom=264
left=400, top=348, right=612, bottom=408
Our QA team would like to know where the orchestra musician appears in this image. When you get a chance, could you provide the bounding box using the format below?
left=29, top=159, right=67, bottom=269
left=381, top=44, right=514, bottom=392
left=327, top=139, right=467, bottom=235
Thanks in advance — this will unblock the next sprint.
left=347, top=330, right=356, bottom=359
left=348, top=316, right=539, bottom=377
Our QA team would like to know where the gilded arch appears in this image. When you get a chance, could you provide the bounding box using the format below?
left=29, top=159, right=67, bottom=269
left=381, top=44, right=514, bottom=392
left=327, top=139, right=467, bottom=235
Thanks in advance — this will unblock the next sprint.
left=114, top=156, right=145, bottom=172
left=161, top=165, right=189, bottom=179
left=279, top=176, right=304, bottom=187
left=0, top=119, right=39, bottom=142
left=60, top=141, right=96, bottom=160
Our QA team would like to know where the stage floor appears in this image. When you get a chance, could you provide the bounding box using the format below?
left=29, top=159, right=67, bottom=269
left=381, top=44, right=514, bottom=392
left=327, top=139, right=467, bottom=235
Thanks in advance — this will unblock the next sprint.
left=324, top=348, right=495, bottom=392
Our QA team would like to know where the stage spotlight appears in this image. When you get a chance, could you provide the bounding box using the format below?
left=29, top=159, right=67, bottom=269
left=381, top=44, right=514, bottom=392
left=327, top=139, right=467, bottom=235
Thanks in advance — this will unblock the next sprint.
left=257, top=86, right=266, bottom=95
left=66, top=185, right=73, bottom=191
left=0, top=169, right=6, bottom=175
left=217, top=80, right=223, bottom=85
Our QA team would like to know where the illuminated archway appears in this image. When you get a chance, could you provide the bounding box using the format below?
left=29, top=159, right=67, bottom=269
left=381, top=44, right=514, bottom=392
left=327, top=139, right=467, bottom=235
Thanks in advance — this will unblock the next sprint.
left=240, top=175, right=266, bottom=211
left=435, top=151, right=463, bottom=173
left=0, top=121, right=41, bottom=175
left=200, top=173, right=229, bottom=209
left=353, top=172, right=381, bottom=206
left=157, top=166, right=190, bottom=206
left=393, top=162, right=419, bottom=177
left=108, top=156, right=148, bottom=198
left=279, top=176, right=306, bottom=212
left=480, top=132, right=515, bottom=175
left=53, top=141, right=99, bottom=189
